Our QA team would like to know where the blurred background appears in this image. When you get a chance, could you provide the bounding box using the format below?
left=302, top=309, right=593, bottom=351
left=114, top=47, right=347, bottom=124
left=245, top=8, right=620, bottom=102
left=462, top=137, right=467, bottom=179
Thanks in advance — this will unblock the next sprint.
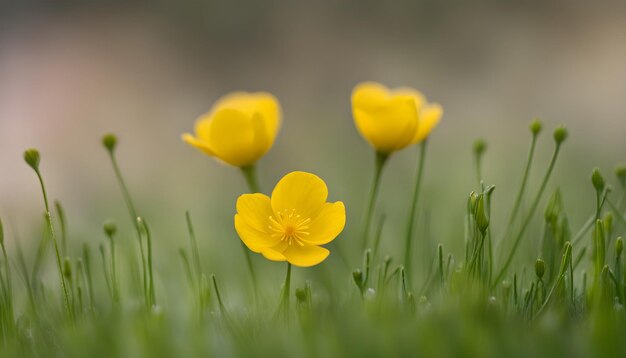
left=1, top=1, right=625, bottom=295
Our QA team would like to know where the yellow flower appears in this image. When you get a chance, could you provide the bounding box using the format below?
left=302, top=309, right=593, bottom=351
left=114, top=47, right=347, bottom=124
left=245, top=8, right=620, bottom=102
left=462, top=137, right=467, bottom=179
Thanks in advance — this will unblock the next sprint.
left=351, top=81, right=442, bottom=153
left=235, top=171, right=346, bottom=267
left=182, top=91, right=281, bottom=167
left=411, top=102, right=443, bottom=144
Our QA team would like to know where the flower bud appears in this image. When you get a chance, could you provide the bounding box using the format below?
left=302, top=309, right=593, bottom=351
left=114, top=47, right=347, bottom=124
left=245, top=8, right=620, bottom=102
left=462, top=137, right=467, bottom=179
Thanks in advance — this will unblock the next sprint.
left=473, top=139, right=487, bottom=156
left=615, top=165, right=626, bottom=188
left=535, top=258, right=545, bottom=280
left=553, top=125, right=568, bottom=144
left=23, top=149, right=41, bottom=171
left=616, top=237, right=623, bottom=257
left=469, top=191, right=479, bottom=212
left=474, top=195, right=489, bottom=234
left=102, top=134, right=118, bottom=153
left=591, top=168, right=606, bottom=192
left=529, top=119, right=543, bottom=136
left=103, top=220, right=117, bottom=237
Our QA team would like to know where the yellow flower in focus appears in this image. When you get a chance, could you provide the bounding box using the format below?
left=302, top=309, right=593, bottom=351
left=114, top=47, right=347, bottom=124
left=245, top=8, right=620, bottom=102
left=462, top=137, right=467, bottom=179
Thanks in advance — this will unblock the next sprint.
left=351, top=81, right=442, bottom=153
left=235, top=171, right=346, bottom=267
left=182, top=92, right=281, bottom=167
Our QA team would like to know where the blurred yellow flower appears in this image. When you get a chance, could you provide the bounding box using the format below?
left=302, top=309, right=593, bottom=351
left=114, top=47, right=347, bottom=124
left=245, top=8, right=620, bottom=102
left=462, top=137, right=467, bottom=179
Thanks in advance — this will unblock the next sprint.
left=351, top=81, right=442, bottom=153
left=182, top=92, right=281, bottom=167
left=412, top=102, right=443, bottom=144
left=235, top=171, right=345, bottom=267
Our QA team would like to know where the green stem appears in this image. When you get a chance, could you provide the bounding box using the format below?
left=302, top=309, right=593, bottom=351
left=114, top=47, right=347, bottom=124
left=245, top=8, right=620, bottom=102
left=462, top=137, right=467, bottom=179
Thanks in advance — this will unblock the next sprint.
left=109, top=152, right=139, bottom=220
left=277, top=263, right=292, bottom=319
left=475, top=153, right=483, bottom=187
left=107, top=152, right=148, bottom=305
left=1, top=241, right=14, bottom=331
left=107, top=233, right=119, bottom=303
left=240, top=165, right=261, bottom=299
left=438, top=244, right=444, bottom=290
left=34, top=170, right=72, bottom=319
left=185, top=211, right=202, bottom=279
left=363, top=152, right=389, bottom=251
left=503, top=135, right=538, bottom=242
left=211, top=274, right=227, bottom=315
left=486, top=192, right=494, bottom=284
left=404, top=141, right=428, bottom=279
left=140, top=219, right=156, bottom=307
left=82, top=244, right=95, bottom=311
left=100, top=245, right=113, bottom=301
left=493, top=143, right=563, bottom=287
left=55, top=201, right=68, bottom=256
left=14, top=233, right=37, bottom=316
left=371, top=214, right=387, bottom=261
left=241, top=165, right=260, bottom=193
left=535, top=242, right=571, bottom=317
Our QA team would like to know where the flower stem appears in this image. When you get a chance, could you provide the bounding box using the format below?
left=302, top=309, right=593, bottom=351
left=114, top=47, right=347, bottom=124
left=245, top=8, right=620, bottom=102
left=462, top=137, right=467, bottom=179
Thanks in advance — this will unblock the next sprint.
left=362, top=151, right=389, bottom=251
left=0, top=238, right=14, bottom=333
left=138, top=218, right=156, bottom=307
left=54, top=201, right=68, bottom=256
left=106, top=151, right=149, bottom=306
left=185, top=211, right=203, bottom=280
left=535, top=242, right=572, bottom=317
left=34, top=170, right=72, bottom=319
left=106, top=231, right=119, bottom=303
left=404, top=140, right=428, bottom=279
left=277, top=262, right=292, bottom=320
left=240, top=165, right=260, bottom=299
left=493, top=142, right=563, bottom=288
left=211, top=274, right=228, bottom=316
left=241, top=165, right=260, bottom=193
left=503, top=134, right=538, bottom=241
left=82, top=244, right=95, bottom=311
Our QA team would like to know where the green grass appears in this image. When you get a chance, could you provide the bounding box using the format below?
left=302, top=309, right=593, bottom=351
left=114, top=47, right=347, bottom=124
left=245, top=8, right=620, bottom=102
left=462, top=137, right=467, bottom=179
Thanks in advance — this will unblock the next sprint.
left=2, top=124, right=626, bottom=357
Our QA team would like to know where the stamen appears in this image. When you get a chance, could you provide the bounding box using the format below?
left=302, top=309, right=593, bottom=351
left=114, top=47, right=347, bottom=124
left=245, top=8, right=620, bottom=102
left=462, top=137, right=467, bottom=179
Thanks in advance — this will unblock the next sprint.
left=268, top=208, right=311, bottom=247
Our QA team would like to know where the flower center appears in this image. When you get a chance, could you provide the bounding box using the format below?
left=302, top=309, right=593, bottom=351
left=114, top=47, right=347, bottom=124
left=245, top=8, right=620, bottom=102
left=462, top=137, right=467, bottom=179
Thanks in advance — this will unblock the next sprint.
left=268, top=209, right=311, bottom=247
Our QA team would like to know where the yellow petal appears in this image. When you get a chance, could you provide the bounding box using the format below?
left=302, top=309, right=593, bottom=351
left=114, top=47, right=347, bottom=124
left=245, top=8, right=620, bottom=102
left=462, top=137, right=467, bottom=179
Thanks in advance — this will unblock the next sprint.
left=351, top=81, right=392, bottom=111
left=250, top=112, right=271, bottom=157
left=351, top=81, right=420, bottom=153
left=283, top=245, right=330, bottom=267
left=234, top=215, right=265, bottom=253
left=207, top=109, right=265, bottom=167
left=412, top=103, right=443, bottom=144
left=181, top=133, right=214, bottom=156
left=271, top=171, right=328, bottom=219
left=212, top=92, right=281, bottom=144
left=236, top=193, right=272, bottom=232
left=261, top=247, right=287, bottom=262
left=235, top=194, right=282, bottom=252
left=393, top=87, right=426, bottom=110
left=194, top=115, right=213, bottom=141
left=302, top=202, right=346, bottom=245
left=352, top=96, right=419, bottom=153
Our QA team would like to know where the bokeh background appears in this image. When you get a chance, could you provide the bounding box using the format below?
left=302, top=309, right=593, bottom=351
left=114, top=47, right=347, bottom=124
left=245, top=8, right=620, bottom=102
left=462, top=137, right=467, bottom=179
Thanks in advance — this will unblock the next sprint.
left=1, top=1, right=625, bottom=295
